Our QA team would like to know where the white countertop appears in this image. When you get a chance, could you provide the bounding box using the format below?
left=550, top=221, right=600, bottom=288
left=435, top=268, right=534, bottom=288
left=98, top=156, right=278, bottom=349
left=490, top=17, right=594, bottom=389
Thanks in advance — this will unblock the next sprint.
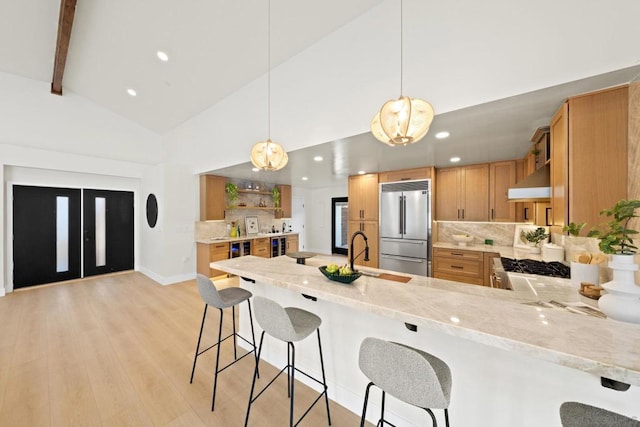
left=196, top=232, right=298, bottom=244
left=211, top=254, right=640, bottom=387
left=433, top=241, right=544, bottom=260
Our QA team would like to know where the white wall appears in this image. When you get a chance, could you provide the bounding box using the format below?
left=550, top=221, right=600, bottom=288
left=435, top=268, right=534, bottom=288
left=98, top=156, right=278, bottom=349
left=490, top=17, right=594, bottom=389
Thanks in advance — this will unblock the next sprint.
left=296, top=184, right=348, bottom=255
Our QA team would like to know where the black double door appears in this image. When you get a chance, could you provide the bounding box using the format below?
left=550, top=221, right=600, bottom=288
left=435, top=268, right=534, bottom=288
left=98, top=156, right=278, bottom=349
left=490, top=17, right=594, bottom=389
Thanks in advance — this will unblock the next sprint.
left=13, top=185, right=134, bottom=289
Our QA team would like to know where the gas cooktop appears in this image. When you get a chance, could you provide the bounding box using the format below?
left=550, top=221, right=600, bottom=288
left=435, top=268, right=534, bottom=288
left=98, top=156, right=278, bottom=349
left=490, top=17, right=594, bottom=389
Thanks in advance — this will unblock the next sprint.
left=500, top=257, right=571, bottom=279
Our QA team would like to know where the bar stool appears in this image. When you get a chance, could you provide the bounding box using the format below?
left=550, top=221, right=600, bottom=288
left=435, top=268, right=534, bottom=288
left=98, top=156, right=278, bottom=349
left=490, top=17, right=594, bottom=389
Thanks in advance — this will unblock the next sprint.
left=245, top=296, right=331, bottom=427
left=560, top=402, right=640, bottom=426
left=190, top=274, right=258, bottom=411
left=358, top=337, right=452, bottom=427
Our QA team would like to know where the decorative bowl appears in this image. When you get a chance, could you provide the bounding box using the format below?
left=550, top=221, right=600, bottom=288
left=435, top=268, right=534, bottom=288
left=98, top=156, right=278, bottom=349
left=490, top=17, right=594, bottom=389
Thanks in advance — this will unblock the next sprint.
left=452, top=234, right=474, bottom=246
left=319, top=266, right=361, bottom=284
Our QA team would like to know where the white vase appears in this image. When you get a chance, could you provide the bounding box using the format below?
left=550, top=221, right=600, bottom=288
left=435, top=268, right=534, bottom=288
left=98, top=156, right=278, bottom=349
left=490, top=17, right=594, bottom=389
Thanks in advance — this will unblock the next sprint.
left=529, top=245, right=541, bottom=254
left=598, top=254, right=640, bottom=324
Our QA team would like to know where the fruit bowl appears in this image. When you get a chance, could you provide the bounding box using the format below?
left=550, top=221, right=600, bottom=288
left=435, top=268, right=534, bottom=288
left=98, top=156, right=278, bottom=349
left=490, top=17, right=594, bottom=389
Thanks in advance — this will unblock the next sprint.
left=319, top=266, right=362, bottom=284
left=452, top=234, right=474, bottom=246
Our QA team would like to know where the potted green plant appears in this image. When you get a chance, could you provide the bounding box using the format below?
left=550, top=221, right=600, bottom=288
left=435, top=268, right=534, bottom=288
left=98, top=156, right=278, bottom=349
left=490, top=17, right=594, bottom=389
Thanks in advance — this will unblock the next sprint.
left=226, top=183, right=238, bottom=206
left=587, top=199, right=640, bottom=323
left=271, top=186, right=280, bottom=208
left=521, top=227, right=548, bottom=253
left=563, top=222, right=586, bottom=237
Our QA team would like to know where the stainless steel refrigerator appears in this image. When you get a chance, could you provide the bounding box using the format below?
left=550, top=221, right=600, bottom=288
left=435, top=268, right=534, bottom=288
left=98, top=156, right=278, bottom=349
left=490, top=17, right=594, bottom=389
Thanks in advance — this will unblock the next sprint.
left=379, top=180, right=431, bottom=276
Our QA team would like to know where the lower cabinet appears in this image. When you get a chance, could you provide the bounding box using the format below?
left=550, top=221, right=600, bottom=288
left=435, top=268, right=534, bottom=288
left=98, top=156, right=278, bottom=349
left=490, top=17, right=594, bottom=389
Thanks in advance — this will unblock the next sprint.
left=285, top=234, right=299, bottom=254
left=252, top=237, right=270, bottom=258
left=433, top=247, right=499, bottom=287
left=347, top=221, right=378, bottom=268
left=196, top=242, right=230, bottom=278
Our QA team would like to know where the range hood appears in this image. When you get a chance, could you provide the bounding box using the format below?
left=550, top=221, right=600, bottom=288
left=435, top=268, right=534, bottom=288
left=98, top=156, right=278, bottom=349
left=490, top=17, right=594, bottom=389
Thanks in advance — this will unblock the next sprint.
left=507, top=164, right=551, bottom=202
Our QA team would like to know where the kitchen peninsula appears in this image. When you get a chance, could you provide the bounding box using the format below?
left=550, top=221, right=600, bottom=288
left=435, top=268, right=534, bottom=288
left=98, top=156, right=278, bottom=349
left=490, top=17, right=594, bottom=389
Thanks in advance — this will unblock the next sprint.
left=211, top=255, right=640, bottom=426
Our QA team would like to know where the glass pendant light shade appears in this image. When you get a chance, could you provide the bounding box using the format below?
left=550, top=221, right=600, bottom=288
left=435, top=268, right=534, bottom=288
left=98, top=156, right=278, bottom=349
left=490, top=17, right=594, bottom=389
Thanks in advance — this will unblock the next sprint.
left=371, top=95, right=434, bottom=146
left=250, top=138, right=289, bottom=171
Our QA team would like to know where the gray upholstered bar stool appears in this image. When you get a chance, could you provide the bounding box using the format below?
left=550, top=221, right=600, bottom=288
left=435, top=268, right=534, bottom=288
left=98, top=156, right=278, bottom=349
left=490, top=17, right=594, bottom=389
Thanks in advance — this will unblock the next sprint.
left=358, top=337, right=452, bottom=427
left=560, top=402, right=640, bottom=426
left=190, top=274, right=258, bottom=411
left=245, top=296, right=331, bottom=427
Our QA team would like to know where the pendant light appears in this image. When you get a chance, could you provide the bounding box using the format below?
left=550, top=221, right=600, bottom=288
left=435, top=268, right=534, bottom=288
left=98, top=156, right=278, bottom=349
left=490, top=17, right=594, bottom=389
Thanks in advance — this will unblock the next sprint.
left=250, top=0, right=288, bottom=171
left=371, top=0, right=434, bottom=146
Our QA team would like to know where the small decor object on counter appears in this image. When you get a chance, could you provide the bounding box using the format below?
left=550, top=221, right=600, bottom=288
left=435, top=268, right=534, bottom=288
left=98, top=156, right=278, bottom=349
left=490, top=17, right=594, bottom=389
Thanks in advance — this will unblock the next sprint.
left=520, top=227, right=549, bottom=254
left=587, top=199, right=640, bottom=324
left=319, top=264, right=362, bottom=284
left=452, top=234, right=473, bottom=246
left=579, top=283, right=604, bottom=300
left=230, top=221, right=238, bottom=237
left=513, top=225, right=549, bottom=250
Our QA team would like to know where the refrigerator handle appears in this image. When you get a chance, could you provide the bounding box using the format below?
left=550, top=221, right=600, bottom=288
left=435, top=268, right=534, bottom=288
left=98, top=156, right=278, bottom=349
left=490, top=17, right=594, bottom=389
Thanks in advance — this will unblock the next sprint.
left=399, top=195, right=403, bottom=235
left=402, top=195, right=407, bottom=234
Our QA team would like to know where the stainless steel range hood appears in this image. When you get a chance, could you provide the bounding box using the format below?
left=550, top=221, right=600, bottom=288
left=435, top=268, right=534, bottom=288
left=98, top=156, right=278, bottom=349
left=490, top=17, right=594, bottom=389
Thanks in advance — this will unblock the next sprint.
left=508, top=164, right=551, bottom=202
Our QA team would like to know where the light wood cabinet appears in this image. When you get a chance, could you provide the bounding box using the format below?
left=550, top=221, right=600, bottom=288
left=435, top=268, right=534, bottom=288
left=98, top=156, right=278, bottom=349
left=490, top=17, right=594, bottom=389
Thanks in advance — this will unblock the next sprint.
left=435, top=164, right=489, bottom=221
left=432, top=247, right=484, bottom=285
left=199, top=175, right=226, bottom=221
left=378, top=167, right=432, bottom=183
left=347, top=221, right=378, bottom=268
left=348, top=174, right=379, bottom=221
left=550, top=85, right=628, bottom=234
left=252, top=237, right=270, bottom=258
left=196, top=242, right=229, bottom=278
left=285, top=234, right=299, bottom=254
left=483, top=252, right=500, bottom=287
left=275, top=185, right=292, bottom=219
left=489, top=160, right=516, bottom=222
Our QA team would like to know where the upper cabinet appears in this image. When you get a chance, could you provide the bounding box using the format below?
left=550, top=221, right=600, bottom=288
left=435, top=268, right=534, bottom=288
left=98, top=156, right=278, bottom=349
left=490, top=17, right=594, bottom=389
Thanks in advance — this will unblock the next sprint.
left=435, top=164, right=489, bottom=221
left=489, top=160, right=516, bottom=222
left=550, top=85, right=628, bottom=234
left=200, top=175, right=226, bottom=220
left=348, top=173, right=379, bottom=221
left=378, top=167, right=432, bottom=183
left=275, top=184, right=292, bottom=218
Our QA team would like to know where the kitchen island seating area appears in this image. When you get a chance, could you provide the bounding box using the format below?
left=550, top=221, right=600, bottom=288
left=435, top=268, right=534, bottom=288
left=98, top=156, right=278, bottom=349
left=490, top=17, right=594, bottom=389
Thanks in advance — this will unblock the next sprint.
left=245, top=296, right=331, bottom=427
left=359, top=337, right=452, bottom=427
left=559, top=401, right=640, bottom=427
left=190, top=274, right=259, bottom=411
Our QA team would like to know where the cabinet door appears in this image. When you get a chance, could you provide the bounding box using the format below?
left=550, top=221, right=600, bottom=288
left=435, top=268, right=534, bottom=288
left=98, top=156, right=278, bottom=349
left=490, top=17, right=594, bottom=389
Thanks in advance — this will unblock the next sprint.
left=461, top=164, right=489, bottom=221
left=348, top=174, right=379, bottom=221
left=378, top=167, right=431, bottom=183
left=489, top=161, right=516, bottom=222
left=435, top=167, right=460, bottom=221
left=199, top=175, right=226, bottom=221
left=568, top=86, right=628, bottom=231
left=275, top=185, right=292, bottom=218
left=347, top=221, right=378, bottom=268
left=285, top=235, right=299, bottom=254
left=550, top=102, right=568, bottom=229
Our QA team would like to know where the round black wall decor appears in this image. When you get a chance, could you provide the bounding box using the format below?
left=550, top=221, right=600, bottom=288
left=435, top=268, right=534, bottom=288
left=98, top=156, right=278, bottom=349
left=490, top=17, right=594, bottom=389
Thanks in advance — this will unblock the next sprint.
left=146, top=193, right=158, bottom=228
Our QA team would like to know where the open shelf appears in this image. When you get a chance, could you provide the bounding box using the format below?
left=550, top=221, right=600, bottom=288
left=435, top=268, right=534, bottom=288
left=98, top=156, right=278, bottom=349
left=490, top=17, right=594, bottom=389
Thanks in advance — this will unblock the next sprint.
left=227, top=206, right=280, bottom=211
left=237, top=189, right=272, bottom=196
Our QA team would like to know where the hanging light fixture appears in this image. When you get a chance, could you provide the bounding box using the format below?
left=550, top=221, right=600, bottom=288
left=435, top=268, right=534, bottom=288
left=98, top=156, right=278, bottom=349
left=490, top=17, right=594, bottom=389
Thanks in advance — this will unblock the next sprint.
left=250, top=0, right=288, bottom=171
left=371, top=0, right=434, bottom=146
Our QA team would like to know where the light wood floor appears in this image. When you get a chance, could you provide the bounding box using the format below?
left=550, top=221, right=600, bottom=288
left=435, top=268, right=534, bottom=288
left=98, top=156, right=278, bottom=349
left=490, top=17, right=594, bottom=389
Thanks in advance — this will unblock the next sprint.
left=0, top=272, right=363, bottom=426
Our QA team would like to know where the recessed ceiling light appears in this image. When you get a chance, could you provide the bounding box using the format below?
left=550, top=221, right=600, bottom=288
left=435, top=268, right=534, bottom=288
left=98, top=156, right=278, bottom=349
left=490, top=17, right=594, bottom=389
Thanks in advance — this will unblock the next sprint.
left=358, top=170, right=366, bottom=175
left=301, top=176, right=309, bottom=181
left=313, top=156, right=323, bottom=162
left=156, top=51, right=169, bottom=62
left=436, top=131, right=450, bottom=139
left=450, top=156, right=461, bottom=163
left=127, top=88, right=137, bottom=97
left=251, top=167, right=259, bottom=172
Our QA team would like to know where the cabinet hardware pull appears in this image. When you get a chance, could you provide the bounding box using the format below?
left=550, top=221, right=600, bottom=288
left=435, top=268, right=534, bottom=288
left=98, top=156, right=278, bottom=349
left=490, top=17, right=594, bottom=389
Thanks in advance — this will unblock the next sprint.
left=457, top=209, right=460, bottom=219
left=491, top=208, right=494, bottom=219
left=451, top=252, right=464, bottom=256
left=451, top=265, right=464, bottom=269
left=301, top=293, right=317, bottom=302
left=524, top=207, right=529, bottom=220
left=461, top=209, right=465, bottom=219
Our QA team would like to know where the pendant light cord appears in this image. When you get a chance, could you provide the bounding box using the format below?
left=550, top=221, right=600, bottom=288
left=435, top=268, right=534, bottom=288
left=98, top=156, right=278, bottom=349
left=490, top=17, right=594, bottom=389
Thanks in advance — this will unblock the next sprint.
left=400, top=0, right=403, bottom=97
left=267, top=0, right=271, bottom=140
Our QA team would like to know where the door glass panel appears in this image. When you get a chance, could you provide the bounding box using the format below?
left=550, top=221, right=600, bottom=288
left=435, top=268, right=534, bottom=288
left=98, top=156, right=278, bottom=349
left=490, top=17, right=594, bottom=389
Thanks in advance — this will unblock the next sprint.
left=95, top=197, right=106, bottom=267
left=334, top=201, right=348, bottom=250
left=56, top=196, right=69, bottom=272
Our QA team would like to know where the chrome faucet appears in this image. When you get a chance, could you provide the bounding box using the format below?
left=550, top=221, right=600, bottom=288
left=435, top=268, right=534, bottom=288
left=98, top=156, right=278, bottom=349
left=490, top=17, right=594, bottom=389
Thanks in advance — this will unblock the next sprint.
left=350, top=231, right=370, bottom=272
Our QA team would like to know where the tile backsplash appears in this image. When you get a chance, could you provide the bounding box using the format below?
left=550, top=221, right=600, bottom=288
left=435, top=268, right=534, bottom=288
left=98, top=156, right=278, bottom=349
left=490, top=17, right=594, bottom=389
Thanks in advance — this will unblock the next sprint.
left=196, top=209, right=291, bottom=240
left=435, top=221, right=516, bottom=246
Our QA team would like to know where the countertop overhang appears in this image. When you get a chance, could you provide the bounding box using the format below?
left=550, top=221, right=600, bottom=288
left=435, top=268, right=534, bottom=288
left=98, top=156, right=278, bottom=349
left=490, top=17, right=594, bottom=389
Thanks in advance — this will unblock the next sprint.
left=211, top=255, right=640, bottom=387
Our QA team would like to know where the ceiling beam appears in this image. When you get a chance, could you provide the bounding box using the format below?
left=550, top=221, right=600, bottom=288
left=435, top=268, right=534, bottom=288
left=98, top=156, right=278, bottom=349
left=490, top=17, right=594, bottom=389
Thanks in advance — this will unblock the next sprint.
left=51, top=0, right=78, bottom=96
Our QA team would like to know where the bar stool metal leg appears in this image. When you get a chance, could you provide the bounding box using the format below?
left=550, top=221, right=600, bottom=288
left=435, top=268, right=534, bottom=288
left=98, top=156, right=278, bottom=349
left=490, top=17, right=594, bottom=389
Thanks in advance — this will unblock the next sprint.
left=317, top=329, right=332, bottom=425
left=190, top=304, right=208, bottom=383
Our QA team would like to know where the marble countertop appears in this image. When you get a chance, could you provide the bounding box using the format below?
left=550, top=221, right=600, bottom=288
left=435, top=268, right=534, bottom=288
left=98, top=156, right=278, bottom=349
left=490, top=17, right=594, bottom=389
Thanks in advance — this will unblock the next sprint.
left=211, top=254, right=640, bottom=387
left=433, top=241, right=544, bottom=260
left=196, top=232, right=298, bottom=244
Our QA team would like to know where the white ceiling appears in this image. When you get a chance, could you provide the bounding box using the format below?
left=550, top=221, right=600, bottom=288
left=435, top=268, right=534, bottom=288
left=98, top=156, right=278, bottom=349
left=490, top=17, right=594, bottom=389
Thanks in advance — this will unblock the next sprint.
left=0, top=0, right=383, bottom=133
